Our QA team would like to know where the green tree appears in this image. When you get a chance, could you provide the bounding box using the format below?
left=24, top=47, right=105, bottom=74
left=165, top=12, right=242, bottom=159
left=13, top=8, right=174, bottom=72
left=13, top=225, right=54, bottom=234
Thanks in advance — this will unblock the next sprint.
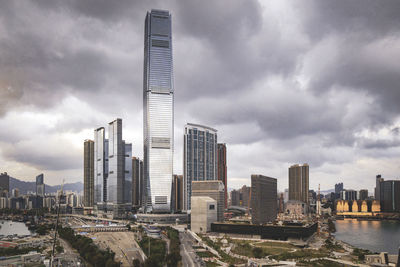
left=252, top=247, right=263, bottom=258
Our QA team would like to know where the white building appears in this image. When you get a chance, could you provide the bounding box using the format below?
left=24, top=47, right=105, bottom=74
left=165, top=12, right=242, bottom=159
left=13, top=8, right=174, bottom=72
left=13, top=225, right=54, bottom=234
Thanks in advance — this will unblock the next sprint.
left=191, top=196, right=217, bottom=233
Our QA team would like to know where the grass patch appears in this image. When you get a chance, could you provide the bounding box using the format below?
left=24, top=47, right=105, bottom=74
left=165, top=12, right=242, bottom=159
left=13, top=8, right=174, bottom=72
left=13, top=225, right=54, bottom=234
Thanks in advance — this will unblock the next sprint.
left=299, top=259, right=345, bottom=266
left=270, top=249, right=329, bottom=261
left=196, top=251, right=215, bottom=258
left=205, top=261, right=220, bottom=267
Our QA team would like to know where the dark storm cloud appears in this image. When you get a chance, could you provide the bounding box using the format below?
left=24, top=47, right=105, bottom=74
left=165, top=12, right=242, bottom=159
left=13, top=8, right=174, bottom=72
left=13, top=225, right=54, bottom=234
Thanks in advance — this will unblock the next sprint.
left=1, top=0, right=400, bottom=187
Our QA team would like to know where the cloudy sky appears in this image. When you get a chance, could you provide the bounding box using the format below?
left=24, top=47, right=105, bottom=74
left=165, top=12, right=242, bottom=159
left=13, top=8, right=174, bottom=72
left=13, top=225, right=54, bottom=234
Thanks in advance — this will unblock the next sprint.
left=1, top=0, right=400, bottom=192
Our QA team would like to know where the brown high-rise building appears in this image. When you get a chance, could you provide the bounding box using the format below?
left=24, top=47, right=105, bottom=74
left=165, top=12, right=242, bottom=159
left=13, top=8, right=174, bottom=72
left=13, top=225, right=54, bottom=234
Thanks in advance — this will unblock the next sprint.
left=172, top=175, right=184, bottom=212
left=230, top=189, right=240, bottom=206
left=251, top=175, right=277, bottom=224
left=288, top=164, right=309, bottom=204
left=84, top=140, right=95, bottom=207
left=217, top=143, right=227, bottom=209
left=192, top=180, right=225, bottom=221
left=241, top=185, right=251, bottom=208
left=132, top=157, right=143, bottom=207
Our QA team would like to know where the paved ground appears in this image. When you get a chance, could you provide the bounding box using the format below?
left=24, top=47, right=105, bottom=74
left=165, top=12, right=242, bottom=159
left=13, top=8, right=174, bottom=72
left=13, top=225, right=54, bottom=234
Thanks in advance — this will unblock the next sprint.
left=180, top=231, right=203, bottom=267
left=91, top=231, right=145, bottom=267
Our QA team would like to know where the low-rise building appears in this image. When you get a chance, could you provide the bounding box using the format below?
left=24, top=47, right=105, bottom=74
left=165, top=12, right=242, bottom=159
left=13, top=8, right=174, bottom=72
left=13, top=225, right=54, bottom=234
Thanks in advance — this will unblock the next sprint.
left=191, top=196, right=217, bottom=233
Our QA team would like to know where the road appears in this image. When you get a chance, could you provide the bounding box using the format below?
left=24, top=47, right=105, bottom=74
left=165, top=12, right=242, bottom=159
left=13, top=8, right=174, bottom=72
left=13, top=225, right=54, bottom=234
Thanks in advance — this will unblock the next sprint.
left=179, top=231, right=203, bottom=267
left=57, top=237, right=82, bottom=266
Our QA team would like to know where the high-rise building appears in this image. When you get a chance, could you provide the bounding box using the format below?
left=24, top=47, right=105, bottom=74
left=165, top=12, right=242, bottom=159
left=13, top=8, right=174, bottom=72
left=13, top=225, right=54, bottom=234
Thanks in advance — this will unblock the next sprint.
left=375, top=174, right=384, bottom=200
left=241, top=185, right=251, bottom=208
left=359, top=189, right=368, bottom=201
left=0, top=172, right=9, bottom=193
left=288, top=164, right=309, bottom=204
left=36, top=173, right=45, bottom=197
left=251, top=175, right=277, bottom=224
left=84, top=140, right=94, bottom=207
left=377, top=178, right=400, bottom=212
left=230, top=189, right=240, bottom=206
left=124, top=142, right=132, bottom=205
left=132, top=157, right=143, bottom=207
left=94, top=127, right=108, bottom=205
left=183, top=123, right=218, bottom=210
left=108, top=119, right=124, bottom=205
left=217, top=143, right=227, bottom=209
left=172, top=175, right=183, bottom=212
left=192, top=180, right=225, bottom=221
left=143, top=9, right=174, bottom=213
left=335, top=183, right=343, bottom=194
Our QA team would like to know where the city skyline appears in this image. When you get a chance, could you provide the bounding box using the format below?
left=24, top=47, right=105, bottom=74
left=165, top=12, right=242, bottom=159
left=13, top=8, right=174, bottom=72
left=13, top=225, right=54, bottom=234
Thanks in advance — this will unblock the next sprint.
left=1, top=1, right=400, bottom=192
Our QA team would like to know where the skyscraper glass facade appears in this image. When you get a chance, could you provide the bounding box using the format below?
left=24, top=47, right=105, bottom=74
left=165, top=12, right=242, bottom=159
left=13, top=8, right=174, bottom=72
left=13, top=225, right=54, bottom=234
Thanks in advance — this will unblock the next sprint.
left=94, top=127, right=108, bottom=204
left=184, top=123, right=218, bottom=210
left=143, top=9, right=174, bottom=212
left=108, top=119, right=124, bottom=204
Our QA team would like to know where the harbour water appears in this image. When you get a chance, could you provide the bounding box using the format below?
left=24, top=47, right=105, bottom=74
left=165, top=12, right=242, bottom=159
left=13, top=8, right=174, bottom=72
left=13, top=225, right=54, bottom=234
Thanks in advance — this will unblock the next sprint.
left=0, top=220, right=32, bottom=236
left=334, top=219, right=400, bottom=254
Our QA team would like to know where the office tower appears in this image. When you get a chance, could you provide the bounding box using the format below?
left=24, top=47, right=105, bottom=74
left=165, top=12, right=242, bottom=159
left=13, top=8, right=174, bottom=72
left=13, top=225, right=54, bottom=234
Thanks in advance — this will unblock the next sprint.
left=251, top=175, right=277, bottom=224
left=172, top=175, right=183, bottom=212
left=288, top=164, right=309, bottom=204
left=241, top=185, right=251, bottom=208
left=143, top=9, right=174, bottom=213
left=192, top=180, right=225, bottom=221
left=84, top=140, right=94, bottom=207
left=359, top=189, right=368, bottom=201
left=36, top=173, right=45, bottom=197
left=124, top=142, right=132, bottom=204
left=184, top=123, right=218, bottom=210
left=335, top=183, right=343, bottom=194
left=0, top=172, right=10, bottom=193
left=375, top=174, right=384, bottom=200
left=378, top=179, right=400, bottom=212
left=132, top=157, right=143, bottom=207
left=217, top=143, right=227, bottom=209
left=11, top=188, right=19, bottom=198
left=230, top=189, right=240, bottom=206
left=94, top=127, right=108, bottom=205
left=108, top=119, right=124, bottom=204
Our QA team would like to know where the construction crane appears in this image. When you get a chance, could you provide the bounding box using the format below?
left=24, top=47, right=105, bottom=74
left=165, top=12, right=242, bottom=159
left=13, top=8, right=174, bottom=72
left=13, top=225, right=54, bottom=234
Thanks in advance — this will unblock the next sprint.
left=50, top=179, right=64, bottom=267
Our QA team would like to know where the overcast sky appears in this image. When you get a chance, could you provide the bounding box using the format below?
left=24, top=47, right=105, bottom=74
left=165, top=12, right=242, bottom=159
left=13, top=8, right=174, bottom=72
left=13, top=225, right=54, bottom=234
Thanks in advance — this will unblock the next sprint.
left=1, top=0, right=400, bottom=192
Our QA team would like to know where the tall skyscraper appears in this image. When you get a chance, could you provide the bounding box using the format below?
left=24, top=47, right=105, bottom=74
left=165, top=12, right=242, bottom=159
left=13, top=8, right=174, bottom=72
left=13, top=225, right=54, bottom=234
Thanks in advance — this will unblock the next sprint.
left=124, top=142, right=132, bottom=205
left=376, top=177, right=400, bottom=212
left=143, top=9, right=174, bottom=213
left=36, top=173, right=45, bottom=197
left=375, top=174, right=384, bottom=200
left=84, top=140, right=94, bottom=207
left=217, top=143, right=227, bottom=209
left=288, top=164, right=309, bottom=204
left=183, top=123, right=218, bottom=210
left=108, top=119, right=124, bottom=205
left=94, top=127, right=108, bottom=205
left=132, top=157, right=143, bottom=207
left=251, top=175, right=277, bottom=224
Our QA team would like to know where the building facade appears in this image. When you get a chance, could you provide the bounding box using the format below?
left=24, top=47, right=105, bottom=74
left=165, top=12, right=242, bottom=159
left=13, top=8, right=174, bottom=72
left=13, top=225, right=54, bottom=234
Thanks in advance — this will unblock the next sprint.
left=172, top=175, right=183, bottom=212
left=190, top=196, right=217, bottom=233
left=108, top=119, right=124, bottom=205
left=359, top=189, right=368, bottom=201
left=84, top=140, right=94, bottom=207
left=132, top=157, right=143, bottom=207
left=183, top=123, right=218, bottom=210
left=217, top=143, right=227, bottom=209
left=124, top=142, right=132, bottom=204
left=288, top=164, right=309, bottom=204
left=94, top=127, right=108, bottom=205
left=35, top=173, right=45, bottom=197
left=251, top=175, right=277, bottom=224
left=191, top=180, right=225, bottom=221
left=143, top=9, right=174, bottom=213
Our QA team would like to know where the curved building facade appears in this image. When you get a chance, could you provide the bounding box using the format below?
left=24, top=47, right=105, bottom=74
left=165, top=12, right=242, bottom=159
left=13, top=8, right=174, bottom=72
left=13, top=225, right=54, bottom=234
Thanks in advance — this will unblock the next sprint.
left=143, top=10, right=174, bottom=212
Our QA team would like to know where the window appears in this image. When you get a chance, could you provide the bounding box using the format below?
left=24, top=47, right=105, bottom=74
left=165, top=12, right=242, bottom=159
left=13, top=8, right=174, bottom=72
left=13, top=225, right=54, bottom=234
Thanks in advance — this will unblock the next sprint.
left=209, top=204, right=215, bottom=210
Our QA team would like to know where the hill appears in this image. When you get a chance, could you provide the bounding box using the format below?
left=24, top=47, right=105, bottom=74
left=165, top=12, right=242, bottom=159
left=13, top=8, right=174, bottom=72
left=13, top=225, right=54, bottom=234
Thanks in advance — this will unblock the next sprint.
left=9, top=177, right=83, bottom=194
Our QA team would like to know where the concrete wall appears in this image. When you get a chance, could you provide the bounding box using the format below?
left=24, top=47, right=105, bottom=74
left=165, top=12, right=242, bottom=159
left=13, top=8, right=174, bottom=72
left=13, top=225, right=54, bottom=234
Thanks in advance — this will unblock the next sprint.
left=191, top=196, right=217, bottom=233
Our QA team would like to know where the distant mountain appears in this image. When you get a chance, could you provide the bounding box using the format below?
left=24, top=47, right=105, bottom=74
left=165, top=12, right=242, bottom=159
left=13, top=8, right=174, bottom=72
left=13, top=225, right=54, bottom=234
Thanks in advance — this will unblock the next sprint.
left=9, top=177, right=83, bottom=194
left=320, top=189, right=335, bottom=194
